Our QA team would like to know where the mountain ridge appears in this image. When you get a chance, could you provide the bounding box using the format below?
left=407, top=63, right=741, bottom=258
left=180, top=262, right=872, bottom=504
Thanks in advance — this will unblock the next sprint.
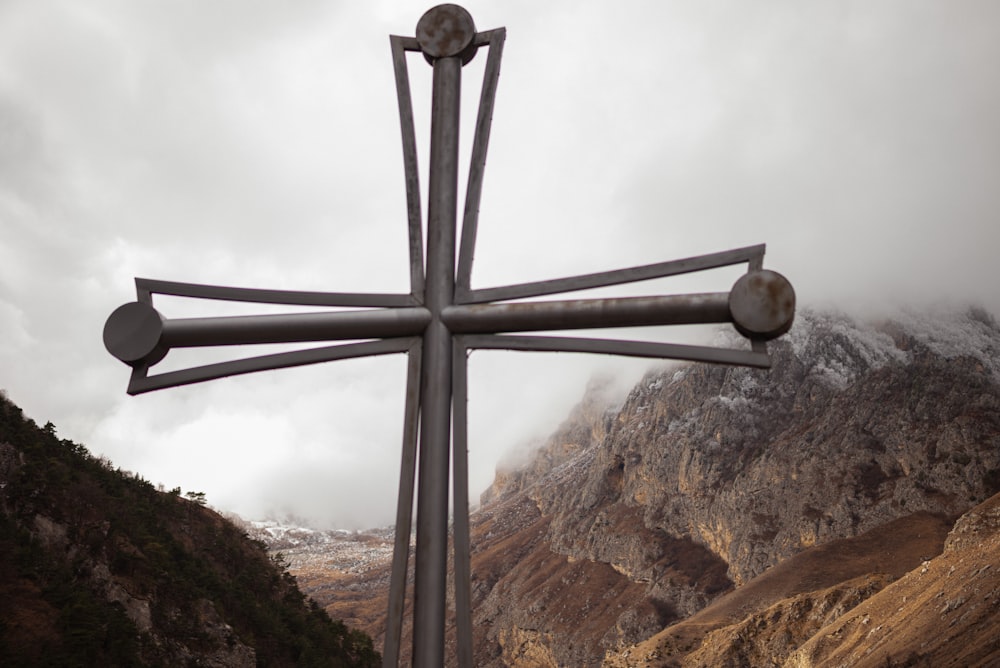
left=269, top=306, right=1000, bottom=666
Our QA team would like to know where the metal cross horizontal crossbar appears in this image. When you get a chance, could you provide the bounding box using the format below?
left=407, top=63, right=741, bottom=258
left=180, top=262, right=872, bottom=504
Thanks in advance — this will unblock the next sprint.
left=105, top=279, right=791, bottom=374
left=101, top=5, right=795, bottom=667
left=104, top=248, right=791, bottom=395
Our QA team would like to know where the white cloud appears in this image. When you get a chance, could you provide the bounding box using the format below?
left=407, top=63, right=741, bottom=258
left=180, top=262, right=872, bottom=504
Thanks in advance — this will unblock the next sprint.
left=1, top=1, right=998, bottom=528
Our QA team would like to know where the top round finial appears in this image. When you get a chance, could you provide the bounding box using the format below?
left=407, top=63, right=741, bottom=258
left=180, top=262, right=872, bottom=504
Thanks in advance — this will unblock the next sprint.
left=728, top=270, right=796, bottom=340
left=416, top=4, right=477, bottom=60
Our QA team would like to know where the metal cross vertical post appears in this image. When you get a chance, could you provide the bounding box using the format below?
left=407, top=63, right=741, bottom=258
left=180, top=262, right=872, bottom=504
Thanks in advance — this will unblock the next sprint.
left=414, top=9, right=464, bottom=665
left=102, top=5, right=795, bottom=667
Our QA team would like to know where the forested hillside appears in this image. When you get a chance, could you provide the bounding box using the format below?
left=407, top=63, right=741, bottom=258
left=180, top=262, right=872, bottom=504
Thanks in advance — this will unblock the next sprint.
left=0, top=393, right=379, bottom=667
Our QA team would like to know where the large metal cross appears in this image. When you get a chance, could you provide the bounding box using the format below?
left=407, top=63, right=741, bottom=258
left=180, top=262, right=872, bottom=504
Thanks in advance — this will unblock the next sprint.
left=102, top=5, right=794, bottom=667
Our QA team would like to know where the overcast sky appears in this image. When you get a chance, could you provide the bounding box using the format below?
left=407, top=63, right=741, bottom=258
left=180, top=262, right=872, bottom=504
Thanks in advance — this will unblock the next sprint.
left=1, top=1, right=998, bottom=529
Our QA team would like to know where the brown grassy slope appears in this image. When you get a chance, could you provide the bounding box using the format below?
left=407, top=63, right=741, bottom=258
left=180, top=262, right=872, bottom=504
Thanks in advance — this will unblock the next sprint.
left=681, top=573, right=896, bottom=668
left=605, top=511, right=952, bottom=666
left=290, top=540, right=395, bottom=650
left=788, top=493, right=1000, bottom=668
left=470, top=506, right=648, bottom=666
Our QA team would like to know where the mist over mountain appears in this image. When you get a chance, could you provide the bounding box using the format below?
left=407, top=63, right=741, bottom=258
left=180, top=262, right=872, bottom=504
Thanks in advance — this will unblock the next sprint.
left=273, top=306, right=1000, bottom=666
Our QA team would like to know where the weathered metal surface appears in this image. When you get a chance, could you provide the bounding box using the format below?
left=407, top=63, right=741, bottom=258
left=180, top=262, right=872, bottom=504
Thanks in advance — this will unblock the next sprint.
left=136, top=277, right=418, bottom=307
left=416, top=4, right=477, bottom=61
left=102, top=5, right=796, bottom=666
left=105, top=301, right=430, bottom=364
left=460, top=334, right=773, bottom=367
left=451, top=341, right=474, bottom=668
left=458, top=244, right=767, bottom=303
left=412, top=48, right=463, bottom=668
left=163, top=308, right=431, bottom=348
left=444, top=293, right=732, bottom=333
left=383, top=345, right=421, bottom=667
left=729, top=269, right=795, bottom=339
left=389, top=35, right=425, bottom=297
left=126, top=338, right=417, bottom=396
left=456, top=28, right=506, bottom=297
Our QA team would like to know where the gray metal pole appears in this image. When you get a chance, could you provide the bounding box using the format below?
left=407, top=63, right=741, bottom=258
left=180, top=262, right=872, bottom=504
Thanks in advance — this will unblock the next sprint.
left=413, top=52, right=463, bottom=668
left=162, top=308, right=430, bottom=347
left=442, top=293, right=732, bottom=334
left=382, top=345, right=421, bottom=668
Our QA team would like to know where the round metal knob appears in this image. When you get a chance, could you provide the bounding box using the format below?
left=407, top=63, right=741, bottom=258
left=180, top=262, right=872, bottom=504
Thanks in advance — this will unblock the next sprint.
left=103, top=301, right=168, bottom=367
left=416, top=4, right=477, bottom=61
left=729, top=270, right=795, bottom=340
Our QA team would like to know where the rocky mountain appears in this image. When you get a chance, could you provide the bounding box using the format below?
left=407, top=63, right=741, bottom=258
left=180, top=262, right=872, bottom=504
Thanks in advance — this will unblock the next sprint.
left=242, top=519, right=397, bottom=640
left=604, top=496, right=1000, bottom=667
left=270, top=307, right=1000, bottom=666
left=0, top=394, right=379, bottom=667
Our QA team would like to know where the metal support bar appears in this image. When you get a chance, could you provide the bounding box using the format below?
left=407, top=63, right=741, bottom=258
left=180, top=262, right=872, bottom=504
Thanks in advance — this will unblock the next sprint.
left=463, top=334, right=773, bottom=367
left=162, top=308, right=431, bottom=347
left=383, top=342, right=423, bottom=668
left=452, top=340, right=474, bottom=667
left=135, top=277, right=418, bottom=308
left=456, top=28, right=506, bottom=296
left=412, top=52, right=463, bottom=668
left=127, top=337, right=417, bottom=395
left=443, top=293, right=731, bottom=334
left=460, top=244, right=765, bottom=303
left=390, top=35, right=426, bottom=299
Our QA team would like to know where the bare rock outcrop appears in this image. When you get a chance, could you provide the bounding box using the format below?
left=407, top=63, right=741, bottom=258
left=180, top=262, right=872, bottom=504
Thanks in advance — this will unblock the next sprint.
left=543, top=310, right=1000, bottom=589
left=468, top=307, right=1000, bottom=665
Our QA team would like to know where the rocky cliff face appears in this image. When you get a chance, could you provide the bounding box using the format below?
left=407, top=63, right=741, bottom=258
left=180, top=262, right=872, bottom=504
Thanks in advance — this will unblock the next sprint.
left=784, top=490, right=1000, bottom=668
left=283, top=307, right=1000, bottom=666
left=620, top=493, right=1000, bottom=667
left=480, top=374, right=623, bottom=507
left=468, top=307, right=1000, bottom=665
left=531, top=308, right=1000, bottom=584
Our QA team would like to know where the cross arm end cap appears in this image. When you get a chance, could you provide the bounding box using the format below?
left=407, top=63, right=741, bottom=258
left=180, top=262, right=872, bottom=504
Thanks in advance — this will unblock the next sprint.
left=729, top=270, right=795, bottom=340
left=103, top=301, right=168, bottom=367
